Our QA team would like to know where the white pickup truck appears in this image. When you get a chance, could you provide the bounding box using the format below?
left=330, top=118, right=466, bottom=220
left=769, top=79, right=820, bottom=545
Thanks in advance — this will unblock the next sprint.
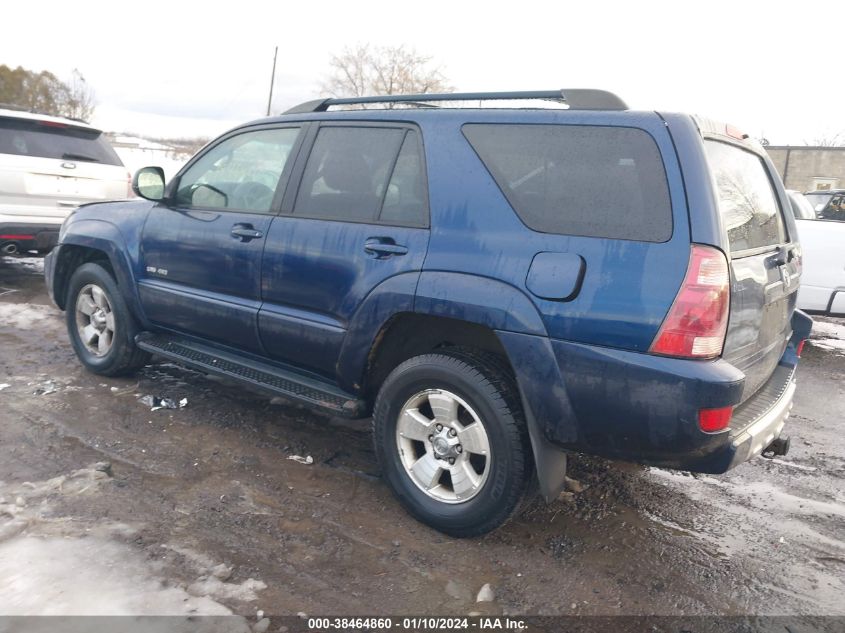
left=788, top=190, right=845, bottom=315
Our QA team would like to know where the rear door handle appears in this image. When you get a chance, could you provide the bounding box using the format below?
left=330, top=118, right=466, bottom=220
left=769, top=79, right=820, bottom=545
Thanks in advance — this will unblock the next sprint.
left=231, top=224, right=264, bottom=242
left=364, top=238, right=408, bottom=257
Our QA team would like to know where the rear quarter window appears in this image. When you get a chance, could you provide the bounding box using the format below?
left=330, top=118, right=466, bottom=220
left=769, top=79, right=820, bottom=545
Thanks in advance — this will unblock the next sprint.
left=462, top=123, right=673, bottom=242
left=0, top=117, right=122, bottom=166
left=704, top=140, right=787, bottom=252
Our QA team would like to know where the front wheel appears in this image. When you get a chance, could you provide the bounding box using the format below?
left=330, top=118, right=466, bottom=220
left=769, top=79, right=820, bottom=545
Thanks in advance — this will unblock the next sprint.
left=372, top=351, right=532, bottom=537
left=65, top=262, right=150, bottom=376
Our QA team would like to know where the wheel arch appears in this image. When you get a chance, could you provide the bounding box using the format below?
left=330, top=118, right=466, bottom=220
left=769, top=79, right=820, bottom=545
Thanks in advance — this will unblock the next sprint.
left=52, top=221, right=142, bottom=321
left=361, top=312, right=575, bottom=504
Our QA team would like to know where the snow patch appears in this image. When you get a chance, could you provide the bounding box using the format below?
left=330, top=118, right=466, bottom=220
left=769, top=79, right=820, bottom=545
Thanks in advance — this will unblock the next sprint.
left=0, top=467, right=264, bottom=618
left=809, top=318, right=845, bottom=354
left=0, top=302, right=60, bottom=330
left=1, top=256, right=44, bottom=273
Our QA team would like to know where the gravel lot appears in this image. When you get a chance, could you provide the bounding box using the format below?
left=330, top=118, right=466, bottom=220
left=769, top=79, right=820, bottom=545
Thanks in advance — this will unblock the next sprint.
left=1, top=255, right=843, bottom=627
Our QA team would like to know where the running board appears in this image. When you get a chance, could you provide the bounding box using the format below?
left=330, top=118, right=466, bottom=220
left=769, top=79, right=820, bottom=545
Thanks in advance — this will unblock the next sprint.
left=135, top=333, right=366, bottom=418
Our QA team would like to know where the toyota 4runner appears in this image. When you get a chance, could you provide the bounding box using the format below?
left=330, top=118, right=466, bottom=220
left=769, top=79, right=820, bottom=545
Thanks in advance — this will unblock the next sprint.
left=44, top=89, right=813, bottom=536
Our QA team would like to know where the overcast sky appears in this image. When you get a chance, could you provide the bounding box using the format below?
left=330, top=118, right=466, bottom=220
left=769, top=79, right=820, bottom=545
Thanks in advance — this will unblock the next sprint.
left=3, top=0, right=843, bottom=144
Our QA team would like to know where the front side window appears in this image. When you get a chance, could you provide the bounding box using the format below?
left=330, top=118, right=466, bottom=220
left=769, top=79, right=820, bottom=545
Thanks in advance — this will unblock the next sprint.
left=175, top=127, right=300, bottom=213
left=704, top=140, right=787, bottom=252
left=462, top=123, right=673, bottom=242
left=293, top=126, right=428, bottom=226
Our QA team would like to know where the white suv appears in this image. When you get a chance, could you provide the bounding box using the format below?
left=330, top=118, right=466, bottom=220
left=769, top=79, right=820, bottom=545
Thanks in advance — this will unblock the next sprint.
left=0, top=107, right=130, bottom=254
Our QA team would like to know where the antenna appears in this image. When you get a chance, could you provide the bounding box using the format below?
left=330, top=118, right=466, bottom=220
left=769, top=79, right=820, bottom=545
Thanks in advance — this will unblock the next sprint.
left=266, top=46, right=278, bottom=116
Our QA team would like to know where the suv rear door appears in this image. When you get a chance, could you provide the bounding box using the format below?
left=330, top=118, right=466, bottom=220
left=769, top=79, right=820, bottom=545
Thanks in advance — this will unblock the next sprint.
left=704, top=138, right=800, bottom=402
left=258, top=122, right=430, bottom=378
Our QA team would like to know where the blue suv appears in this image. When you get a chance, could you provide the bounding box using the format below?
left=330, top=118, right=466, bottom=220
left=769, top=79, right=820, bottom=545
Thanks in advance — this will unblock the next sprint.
left=44, top=90, right=812, bottom=536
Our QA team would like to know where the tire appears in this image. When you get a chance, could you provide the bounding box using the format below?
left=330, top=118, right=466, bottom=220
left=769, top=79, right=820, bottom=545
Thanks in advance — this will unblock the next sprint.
left=372, top=349, right=532, bottom=537
left=65, top=262, right=150, bottom=376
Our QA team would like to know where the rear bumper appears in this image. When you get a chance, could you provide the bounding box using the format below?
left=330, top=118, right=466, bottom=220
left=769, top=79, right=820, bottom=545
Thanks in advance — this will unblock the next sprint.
left=526, top=312, right=812, bottom=474
left=726, top=375, right=795, bottom=469
left=0, top=221, right=61, bottom=252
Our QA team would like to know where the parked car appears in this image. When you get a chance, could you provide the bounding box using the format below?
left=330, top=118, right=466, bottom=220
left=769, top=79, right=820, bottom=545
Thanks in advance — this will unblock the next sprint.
left=0, top=106, right=130, bottom=255
left=804, top=189, right=845, bottom=221
left=44, top=89, right=812, bottom=536
left=793, top=197, right=845, bottom=315
left=786, top=190, right=817, bottom=220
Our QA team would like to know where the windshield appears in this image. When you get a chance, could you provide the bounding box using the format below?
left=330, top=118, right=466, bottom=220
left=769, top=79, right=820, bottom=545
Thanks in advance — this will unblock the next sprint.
left=805, top=192, right=833, bottom=213
left=0, top=117, right=123, bottom=165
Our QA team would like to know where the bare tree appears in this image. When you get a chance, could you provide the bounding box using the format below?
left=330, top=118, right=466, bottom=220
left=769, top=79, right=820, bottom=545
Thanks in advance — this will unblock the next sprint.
left=58, top=69, right=96, bottom=121
left=320, top=44, right=451, bottom=103
left=0, top=64, right=96, bottom=121
left=803, top=131, right=845, bottom=147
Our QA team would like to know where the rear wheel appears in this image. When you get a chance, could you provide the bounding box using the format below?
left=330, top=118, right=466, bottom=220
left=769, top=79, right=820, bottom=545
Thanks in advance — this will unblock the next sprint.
left=373, top=350, right=531, bottom=537
left=66, top=262, right=150, bottom=376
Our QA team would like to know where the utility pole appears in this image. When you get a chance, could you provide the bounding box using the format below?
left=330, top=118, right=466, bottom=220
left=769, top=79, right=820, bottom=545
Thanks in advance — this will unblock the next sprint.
left=266, top=46, right=278, bottom=116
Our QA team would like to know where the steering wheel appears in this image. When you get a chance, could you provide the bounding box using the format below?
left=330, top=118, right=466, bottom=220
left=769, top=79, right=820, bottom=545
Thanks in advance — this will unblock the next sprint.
left=232, top=181, right=274, bottom=210
left=251, top=170, right=281, bottom=189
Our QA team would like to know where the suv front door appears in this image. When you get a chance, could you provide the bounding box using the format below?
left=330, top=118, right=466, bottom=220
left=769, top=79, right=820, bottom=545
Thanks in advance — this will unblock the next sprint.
left=259, top=123, right=430, bottom=378
left=139, top=125, right=303, bottom=353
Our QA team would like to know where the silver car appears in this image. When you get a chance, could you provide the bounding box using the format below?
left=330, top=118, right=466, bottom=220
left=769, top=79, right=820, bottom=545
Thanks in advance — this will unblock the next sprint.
left=0, top=107, right=130, bottom=254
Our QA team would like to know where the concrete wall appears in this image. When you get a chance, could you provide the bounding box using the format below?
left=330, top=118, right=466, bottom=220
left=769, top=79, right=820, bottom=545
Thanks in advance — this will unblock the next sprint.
left=766, top=147, right=845, bottom=191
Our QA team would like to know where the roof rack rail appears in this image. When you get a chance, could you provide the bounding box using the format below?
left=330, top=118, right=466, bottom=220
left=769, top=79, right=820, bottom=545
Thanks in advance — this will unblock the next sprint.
left=284, top=89, right=627, bottom=115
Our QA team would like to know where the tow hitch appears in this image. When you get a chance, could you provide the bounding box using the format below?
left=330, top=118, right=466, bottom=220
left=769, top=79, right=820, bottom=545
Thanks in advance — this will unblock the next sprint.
left=763, top=435, right=790, bottom=457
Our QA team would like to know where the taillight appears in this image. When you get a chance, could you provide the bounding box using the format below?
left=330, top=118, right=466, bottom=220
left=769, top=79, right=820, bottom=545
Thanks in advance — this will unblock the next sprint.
left=650, top=245, right=730, bottom=359
left=126, top=171, right=134, bottom=198
left=699, top=406, right=733, bottom=432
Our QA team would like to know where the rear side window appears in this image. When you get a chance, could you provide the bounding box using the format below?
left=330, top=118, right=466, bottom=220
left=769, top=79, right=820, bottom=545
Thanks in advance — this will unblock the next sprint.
left=0, top=117, right=122, bottom=166
left=294, top=126, right=428, bottom=227
left=462, top=124, right=672, bottom=241
left=704, top=140, right=787, bottom=251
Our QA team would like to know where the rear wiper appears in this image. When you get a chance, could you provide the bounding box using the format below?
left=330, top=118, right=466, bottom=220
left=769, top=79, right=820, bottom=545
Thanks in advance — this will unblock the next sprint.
left=61, top=152, right=101, bottom=163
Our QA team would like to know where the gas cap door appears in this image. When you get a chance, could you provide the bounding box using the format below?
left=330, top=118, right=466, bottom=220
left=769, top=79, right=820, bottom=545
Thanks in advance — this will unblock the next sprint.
left=525, top=252, right=585, bottom=301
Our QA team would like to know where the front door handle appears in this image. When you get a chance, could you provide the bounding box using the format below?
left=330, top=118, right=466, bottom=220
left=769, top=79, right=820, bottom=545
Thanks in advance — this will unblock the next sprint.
left=231, top=224, right=264, bottom=242
left=364, top=238, right=408, bottom=257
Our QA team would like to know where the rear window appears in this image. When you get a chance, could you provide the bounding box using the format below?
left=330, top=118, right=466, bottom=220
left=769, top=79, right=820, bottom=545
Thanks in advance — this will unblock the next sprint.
left=0, top=117, right=122, bottom=166
left=704, top=140, right=786, bottom=252
left=462, top=124, right=673, bottom=242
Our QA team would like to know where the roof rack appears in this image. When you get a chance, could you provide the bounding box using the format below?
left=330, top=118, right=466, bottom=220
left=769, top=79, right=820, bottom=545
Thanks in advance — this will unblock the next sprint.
left=283, top=89, right=627, bottom=115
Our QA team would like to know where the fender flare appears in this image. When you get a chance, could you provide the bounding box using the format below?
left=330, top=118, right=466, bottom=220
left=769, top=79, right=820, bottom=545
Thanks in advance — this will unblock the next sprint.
left=413, top=271, right=547, bottom=335
left=54, top=220, right=146, bottom=325
left=335, top=273, right=420, bottom=392
left=337, top=270, right=550, bottom=391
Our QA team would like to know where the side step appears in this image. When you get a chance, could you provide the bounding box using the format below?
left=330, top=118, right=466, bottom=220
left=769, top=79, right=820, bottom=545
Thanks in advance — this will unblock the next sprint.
left=135, top=333, right=366, bottom=418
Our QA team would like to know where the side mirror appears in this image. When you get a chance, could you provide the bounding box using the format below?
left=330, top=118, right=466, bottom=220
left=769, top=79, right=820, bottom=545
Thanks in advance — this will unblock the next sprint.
left=132, top=167, right=166, bottom=201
